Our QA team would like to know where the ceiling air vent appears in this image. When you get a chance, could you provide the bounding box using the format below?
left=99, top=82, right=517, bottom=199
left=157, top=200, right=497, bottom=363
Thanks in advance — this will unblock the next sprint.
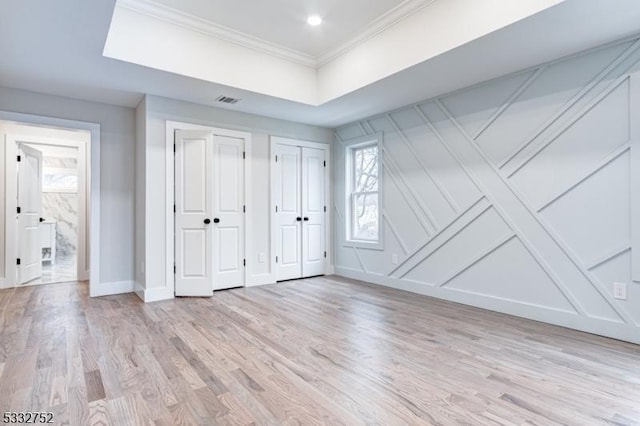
left=215, top=96, right=241, bottom=104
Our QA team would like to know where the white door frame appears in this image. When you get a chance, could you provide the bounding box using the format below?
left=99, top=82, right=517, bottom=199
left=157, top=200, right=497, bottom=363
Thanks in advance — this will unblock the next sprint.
left=270, top=136, right=332, bottom=280
left=0, top=112, right=99, bottom=294
left=11, top=137, right=88, bottom=283
left=166, top=121, right=252, bottom=295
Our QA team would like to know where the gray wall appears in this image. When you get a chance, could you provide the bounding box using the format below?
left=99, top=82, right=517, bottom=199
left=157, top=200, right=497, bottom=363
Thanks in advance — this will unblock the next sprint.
left=0, top=86, right=136, bottom=285
left=137, top=95, right=334, bottom=294
left=135, top=97, right=146, bottom=295
left=334, top=38, right=640, bottom=344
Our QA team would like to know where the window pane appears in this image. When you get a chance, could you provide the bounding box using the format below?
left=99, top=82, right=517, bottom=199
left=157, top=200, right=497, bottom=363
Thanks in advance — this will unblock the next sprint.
left=354, top=146, right=378, bottom=192
left=42, top=168, right=78, bottom=192
left=352, top=193, right=379, bottom=241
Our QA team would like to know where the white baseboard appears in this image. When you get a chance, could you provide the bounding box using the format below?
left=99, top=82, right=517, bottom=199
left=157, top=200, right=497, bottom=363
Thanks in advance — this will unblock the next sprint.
left=90, top=280, right=135, bottom=297
left=133, top=282, right=174, bottom=302
left=334, top=266, right=640, bottom=345
left=78, top=270, right=90, bottom=282
left=134, top=281, right=145, bottom=302
left=246, top=273, right=276, bottom=287
left=144, top=286, right=174, bottom=302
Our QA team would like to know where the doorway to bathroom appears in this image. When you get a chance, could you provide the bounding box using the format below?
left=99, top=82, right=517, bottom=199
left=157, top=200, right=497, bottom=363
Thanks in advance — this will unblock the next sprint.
left=23, top=143, right=80, bottom=284
left=2, top=121, right=90, bottom=287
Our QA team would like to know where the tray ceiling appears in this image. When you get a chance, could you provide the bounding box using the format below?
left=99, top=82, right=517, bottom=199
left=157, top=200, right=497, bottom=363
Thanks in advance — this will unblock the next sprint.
left=150, top=0, right=408, bottom=57
left=3, top=0, right=640, bottom=127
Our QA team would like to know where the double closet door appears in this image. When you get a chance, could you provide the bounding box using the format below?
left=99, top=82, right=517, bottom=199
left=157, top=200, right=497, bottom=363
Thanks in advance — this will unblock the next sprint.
left=275, top=143, right=327, bottom=281
left=175, top=129, right=246, bottom=296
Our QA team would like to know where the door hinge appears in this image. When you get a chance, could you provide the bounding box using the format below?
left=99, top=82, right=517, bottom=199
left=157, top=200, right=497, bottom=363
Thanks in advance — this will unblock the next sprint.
left=275, top=205, right=278, bottom=213
left=275, top=155, right=278, bottom=162
left=324, top=251, right=327, bottom=258
left=243, top=205, right=246, bottom=213
left=17, top=206, right=21, bottom=214
left=173, top=144, right=176, bottom=153
left=323, top=160, right=326, bottom=167
left=173, top=204, right=176, bottom=213
left=323, top=206, right=326, bottom=213
left=243, top=259, right=246, bottom=267
left=243, top=151, right=246, bottom=159
left=173, top=264, right=176, bottom=274
left=276, top=256, right=278, bottom=263
left=16, top=258, right=21, bottom=265
left=17, top=155, right=21, bottom=162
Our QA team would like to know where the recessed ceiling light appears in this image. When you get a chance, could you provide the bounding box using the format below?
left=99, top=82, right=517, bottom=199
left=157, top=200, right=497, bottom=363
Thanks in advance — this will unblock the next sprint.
left=307, top=15, right=322, bottom=26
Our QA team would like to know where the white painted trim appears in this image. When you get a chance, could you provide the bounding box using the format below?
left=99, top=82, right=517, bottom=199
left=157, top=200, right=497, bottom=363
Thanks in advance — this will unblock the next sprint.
left=317, top=0, right=438, bottom=66
left=117, top=0, right=316, bottom=67
left=269, top=138, right=277, bottom=284
left=134, top=281, right=174, bottom=304
left=91, top=280, right=134, bottom=297
left=5, top=137, right=18, bottom=289
left=116, top=0, right=435, bottom=69
left=271, top=136, right=331, bottom=151
left=144, top=285, right=175, bottom=303
left=270, top=136, right=333, bottom=279
left=166, top=121, right=252, bottom=297
left=135, top=281, right=145, bottom=302
left=245, top=273, right=276, bottom=288
left=0, top=112, right=99, bottom=296
left=6, top=134, right=90, bottom=283
left=333, top=267, right=640, bottom=345
left=243, top=130, right=253, bottom=290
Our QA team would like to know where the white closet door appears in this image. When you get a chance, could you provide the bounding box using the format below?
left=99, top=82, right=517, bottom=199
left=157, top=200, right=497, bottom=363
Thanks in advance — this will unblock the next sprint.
left=17, top=144, right=43, bottom=284
left=212, top=133, right=245, bottom=290
left=276, top=144, right=302, bottom=281
left=302, top=147, right=326, bottom=277
left=175, top=130, right=214, bottom=296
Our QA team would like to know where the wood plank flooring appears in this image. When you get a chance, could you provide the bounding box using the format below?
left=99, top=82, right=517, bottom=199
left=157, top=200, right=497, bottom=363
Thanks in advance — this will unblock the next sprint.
left=0, top=275, right=639, bottom=425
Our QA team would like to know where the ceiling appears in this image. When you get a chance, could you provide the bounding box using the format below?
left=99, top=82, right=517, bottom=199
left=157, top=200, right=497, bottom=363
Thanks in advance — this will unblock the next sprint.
left=151, top=0, right=406, bottom=57
left=1, top=0, right=640, bottom=128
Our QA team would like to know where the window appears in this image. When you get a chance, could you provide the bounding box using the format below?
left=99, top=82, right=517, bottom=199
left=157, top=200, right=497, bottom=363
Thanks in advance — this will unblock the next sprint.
left=43, top=167, right=78, bottom=193
left=345, top=135, right=383, bottom=249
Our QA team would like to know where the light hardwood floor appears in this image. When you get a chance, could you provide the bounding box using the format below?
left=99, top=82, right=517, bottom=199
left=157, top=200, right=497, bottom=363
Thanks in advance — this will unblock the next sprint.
left=0, top=276, right=639, bottom=425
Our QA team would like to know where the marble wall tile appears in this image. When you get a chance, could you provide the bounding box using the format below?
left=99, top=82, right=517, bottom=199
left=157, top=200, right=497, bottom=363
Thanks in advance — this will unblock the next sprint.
left=41, top=157, right=78, bottom=258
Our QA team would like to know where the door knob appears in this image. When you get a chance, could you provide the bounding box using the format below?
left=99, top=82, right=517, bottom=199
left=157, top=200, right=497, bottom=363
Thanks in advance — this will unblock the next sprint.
left=39, top=218, right=45, bottom=223
left=204, top=218, right=211, bottom=224
left=296, top=217, right=302, bottom=222
left=303, top=217, right=309, bottom=221
left=213, top=218, right=220, bottom=224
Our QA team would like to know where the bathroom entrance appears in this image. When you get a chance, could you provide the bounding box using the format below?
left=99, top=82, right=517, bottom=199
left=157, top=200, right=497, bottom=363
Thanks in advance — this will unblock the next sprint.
left=2, top=121, right=90, bottom=287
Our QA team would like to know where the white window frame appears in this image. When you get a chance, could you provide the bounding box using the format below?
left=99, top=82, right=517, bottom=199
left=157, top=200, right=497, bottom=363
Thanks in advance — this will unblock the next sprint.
left=344, top=133, right=384, bottom=250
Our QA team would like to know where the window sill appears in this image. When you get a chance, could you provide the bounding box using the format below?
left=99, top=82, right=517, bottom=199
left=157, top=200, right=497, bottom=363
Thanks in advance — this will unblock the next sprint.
left=343, top=240, right=385, bottom=251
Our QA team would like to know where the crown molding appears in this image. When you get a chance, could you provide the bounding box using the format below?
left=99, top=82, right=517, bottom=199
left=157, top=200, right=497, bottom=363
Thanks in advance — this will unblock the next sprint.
left=116, top=0, right=437, bottom=69
left=116, top=0, right=318, bottom=68
left=317, top=0, right=439, bottom=66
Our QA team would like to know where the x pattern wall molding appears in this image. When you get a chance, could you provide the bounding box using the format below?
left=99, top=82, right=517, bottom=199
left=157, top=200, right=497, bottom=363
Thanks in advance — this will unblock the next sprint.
left=334, top=37, right=640, bottom=343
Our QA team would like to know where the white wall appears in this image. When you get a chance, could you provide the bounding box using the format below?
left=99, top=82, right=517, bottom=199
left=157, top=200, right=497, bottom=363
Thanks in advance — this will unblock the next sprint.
left=318, top=0, right=564, bottom=103
left=136, top=95, right=333, bottom=300
left=0, top=86, right=136, bottom=289
left=105, top=5, right=318, bottom=105
left=334, top=37, right=640, bottom=344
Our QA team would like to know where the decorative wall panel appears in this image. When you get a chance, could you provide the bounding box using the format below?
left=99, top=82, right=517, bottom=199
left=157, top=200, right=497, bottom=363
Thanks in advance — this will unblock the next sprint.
left=334, top=38, right=640, bottom=343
